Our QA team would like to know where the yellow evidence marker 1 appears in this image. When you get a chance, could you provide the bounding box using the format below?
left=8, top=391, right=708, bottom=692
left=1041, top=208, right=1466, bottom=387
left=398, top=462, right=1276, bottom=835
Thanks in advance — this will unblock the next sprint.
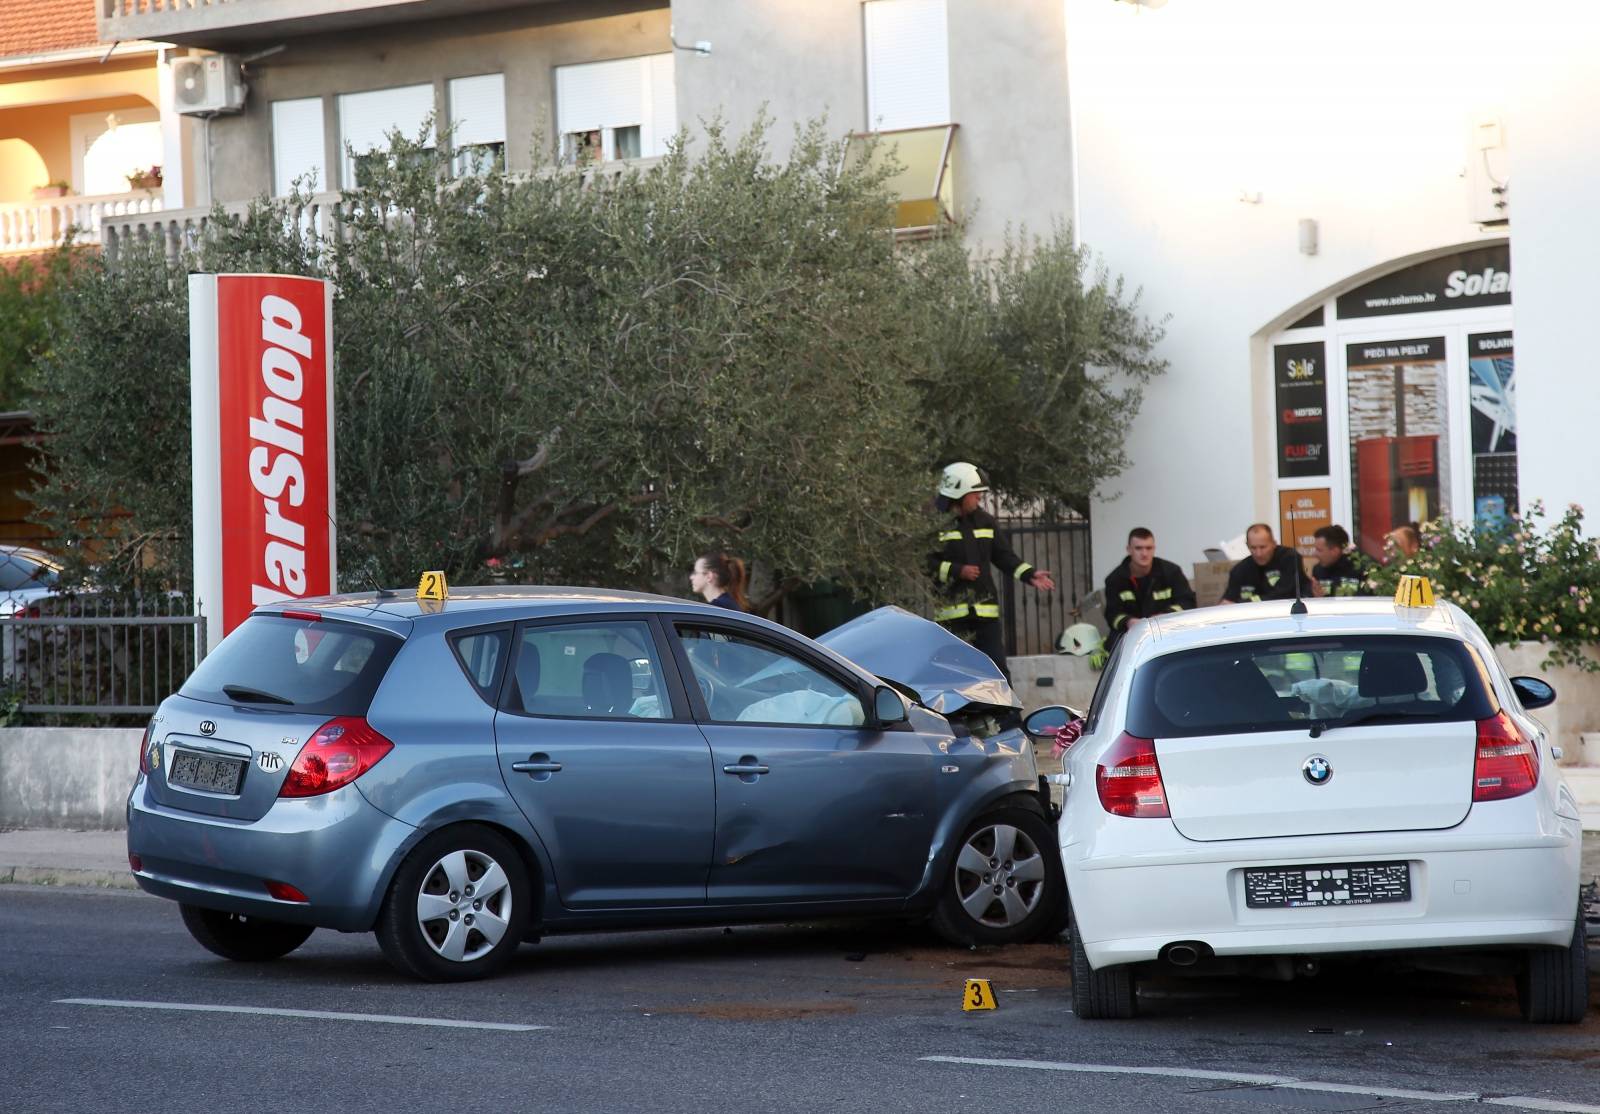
left=963, top=978, right=997, bottom=1011
left=417, top=570, right=449, bottom=602
left=1394, top=574, right=1435, bottom=608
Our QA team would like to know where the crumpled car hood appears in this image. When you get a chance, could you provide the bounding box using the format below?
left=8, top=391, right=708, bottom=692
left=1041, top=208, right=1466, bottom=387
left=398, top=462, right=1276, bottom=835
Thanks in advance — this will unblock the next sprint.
left=817, top=605, right=1018, bottom=715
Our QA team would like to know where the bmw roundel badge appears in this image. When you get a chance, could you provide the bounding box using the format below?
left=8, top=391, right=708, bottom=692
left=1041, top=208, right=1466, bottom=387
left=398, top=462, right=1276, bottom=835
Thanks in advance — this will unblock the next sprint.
left=1302, top=754, right=1333, bottom=786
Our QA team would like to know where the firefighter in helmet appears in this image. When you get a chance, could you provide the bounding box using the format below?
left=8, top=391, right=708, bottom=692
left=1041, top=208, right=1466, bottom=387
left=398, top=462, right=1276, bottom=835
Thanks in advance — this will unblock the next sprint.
left=929, top=462, right=1055, bottom=678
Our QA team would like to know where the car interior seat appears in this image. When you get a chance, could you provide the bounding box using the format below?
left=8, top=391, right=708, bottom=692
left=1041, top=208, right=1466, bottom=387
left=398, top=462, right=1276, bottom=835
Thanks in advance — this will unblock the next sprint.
left=582, top=652, right=633, bottom=716
left=1357, top=649, right=1428, bottom=708
left=514, top=642, right=541, bottom=713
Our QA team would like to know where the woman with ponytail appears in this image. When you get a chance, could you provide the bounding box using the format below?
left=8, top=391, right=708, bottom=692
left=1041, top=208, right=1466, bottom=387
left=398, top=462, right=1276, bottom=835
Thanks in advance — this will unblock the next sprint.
left=690, top=551, right=750, bottom=612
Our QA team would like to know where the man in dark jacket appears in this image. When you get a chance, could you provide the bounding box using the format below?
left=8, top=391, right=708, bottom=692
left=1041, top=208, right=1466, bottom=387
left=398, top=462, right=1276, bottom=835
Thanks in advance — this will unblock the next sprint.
left=1310, top=524, right=1369, bottom=596
left=929, top=462, right=1055, bottom=677
left=1103, top=527, right=1197, bottom=646
left=1222, top=523, right=1311, bottom=603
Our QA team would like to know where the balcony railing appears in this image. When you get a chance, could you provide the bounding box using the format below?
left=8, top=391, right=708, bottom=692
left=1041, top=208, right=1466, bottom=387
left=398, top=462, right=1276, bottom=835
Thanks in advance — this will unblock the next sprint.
left=0, top=193, right=165, bottom=256
left=96, top=157, right=663, bottom=265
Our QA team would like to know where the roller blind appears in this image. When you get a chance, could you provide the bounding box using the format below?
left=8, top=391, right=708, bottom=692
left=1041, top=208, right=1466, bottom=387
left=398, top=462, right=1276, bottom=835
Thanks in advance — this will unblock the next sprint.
left=338, top=83, right=435, bottom=187
left=448, top=73, right=506, bottom=147
left=647, top=53, right=677, bottom=153
left=271, top=98, right=327, bottom=196
left=864, top=0, right=950, bottom=131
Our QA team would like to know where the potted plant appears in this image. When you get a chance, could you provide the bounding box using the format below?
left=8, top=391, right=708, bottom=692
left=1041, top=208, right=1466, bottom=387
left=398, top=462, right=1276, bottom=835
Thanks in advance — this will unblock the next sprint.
left=126, top=165, right=163, bottom=191
left=32, top=180, right=71, bottom=200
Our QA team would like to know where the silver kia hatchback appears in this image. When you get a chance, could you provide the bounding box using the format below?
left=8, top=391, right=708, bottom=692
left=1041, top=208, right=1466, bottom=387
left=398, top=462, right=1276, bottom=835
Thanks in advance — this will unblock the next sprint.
left=128, top=588, right=1062, bottom=980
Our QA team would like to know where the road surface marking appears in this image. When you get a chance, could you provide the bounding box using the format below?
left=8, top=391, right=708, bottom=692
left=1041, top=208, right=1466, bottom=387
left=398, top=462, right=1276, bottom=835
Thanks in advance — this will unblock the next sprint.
left=920, top=1057, right=1600, bottom=1113
left=56, top=998, right=549, bottom=1032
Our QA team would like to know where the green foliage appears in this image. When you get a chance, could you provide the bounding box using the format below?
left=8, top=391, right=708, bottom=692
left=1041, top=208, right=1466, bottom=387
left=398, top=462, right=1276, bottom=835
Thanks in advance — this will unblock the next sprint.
left=29, top=120, right=1166, bottom=610
left=1367, top=502, right=1600, bottom=671
left=908, top=227, right=1167, bottom=515
left=0, top=244, right=81, bottom=409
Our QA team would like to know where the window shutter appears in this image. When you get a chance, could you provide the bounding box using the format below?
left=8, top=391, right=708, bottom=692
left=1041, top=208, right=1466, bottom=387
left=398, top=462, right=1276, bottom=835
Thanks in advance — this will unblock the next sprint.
left=271, top=98, right=327, bottom=196
left=864, top=0, right=951, bottom=131
left=337, top=83, right=436, bottom=186
left=448, top=74, right=506, bottom=148
left=555, top=56, right=646, bottom=135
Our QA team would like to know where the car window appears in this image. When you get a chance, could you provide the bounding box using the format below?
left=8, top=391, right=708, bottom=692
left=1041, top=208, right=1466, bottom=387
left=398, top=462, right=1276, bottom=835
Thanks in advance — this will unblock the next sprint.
left=1126, top=635, right=1495, bottom=739
left=509, top=620, right=670, bottom=720
left=1084, top=635, right=1129, bottom=733
left=676, top=625, right=865, bottom=727
left=451, top=628, right=509, bottom=697
left=0, top=553, right=58, bottom=592
left=181, top=614, right=402, bottom=715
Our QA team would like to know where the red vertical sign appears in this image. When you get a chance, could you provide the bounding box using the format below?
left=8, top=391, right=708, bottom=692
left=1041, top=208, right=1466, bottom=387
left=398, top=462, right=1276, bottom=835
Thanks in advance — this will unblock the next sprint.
left=193, top=274, right=335, bottom=646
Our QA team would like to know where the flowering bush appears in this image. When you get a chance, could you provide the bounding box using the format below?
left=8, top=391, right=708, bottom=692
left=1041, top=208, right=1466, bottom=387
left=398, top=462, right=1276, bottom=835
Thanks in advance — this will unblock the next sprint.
left=1367, top=501, right=1600, bottom=671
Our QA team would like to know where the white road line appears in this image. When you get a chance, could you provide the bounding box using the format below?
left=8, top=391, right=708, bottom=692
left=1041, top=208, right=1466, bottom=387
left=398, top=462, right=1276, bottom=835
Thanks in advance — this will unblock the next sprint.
left=56, top=998, right=549, bottom=1033
left=919, top=1056, right=1600, bottom=1114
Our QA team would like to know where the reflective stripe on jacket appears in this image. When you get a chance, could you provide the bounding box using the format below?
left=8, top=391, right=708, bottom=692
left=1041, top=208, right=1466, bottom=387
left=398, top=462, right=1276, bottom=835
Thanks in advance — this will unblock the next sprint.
left=928, top=508, right=1032, bottom=625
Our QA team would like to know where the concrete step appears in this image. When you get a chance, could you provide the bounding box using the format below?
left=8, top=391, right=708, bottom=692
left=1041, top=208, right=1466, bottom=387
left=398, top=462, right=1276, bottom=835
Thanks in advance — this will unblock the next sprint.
left=1561, top=764, right=1600, bottom=833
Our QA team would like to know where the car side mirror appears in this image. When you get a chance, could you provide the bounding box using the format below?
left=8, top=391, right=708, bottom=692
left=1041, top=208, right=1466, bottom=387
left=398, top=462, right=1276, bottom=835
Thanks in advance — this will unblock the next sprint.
left=872, top=685, right=909, bottom=726
left=1023, top=704, right=1085, bottom=740
left=1510, top=675, right=1556, bottom=710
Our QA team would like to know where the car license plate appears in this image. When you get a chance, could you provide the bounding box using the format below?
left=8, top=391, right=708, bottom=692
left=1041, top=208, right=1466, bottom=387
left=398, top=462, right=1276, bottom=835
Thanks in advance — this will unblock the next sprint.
left=168, top=749, right=246, bottom=795
left=1244, top=861, right=1410, bottom=909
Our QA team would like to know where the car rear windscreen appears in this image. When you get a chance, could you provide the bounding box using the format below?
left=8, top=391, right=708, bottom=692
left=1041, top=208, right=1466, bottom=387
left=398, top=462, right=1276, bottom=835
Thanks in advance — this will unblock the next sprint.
left=180, top=614, right=403, bottom=716
left=1126, top=635, right=1497, bottom=739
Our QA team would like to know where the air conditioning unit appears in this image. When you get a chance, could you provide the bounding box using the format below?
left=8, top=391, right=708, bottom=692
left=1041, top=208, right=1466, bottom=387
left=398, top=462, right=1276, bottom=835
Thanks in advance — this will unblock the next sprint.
left=173, top=55, right=247, bottom=116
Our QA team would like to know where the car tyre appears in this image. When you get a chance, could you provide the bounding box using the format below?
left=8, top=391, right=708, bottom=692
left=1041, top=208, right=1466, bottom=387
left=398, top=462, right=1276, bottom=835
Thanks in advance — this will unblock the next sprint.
left=377, top=824, right=530, bottom=983
left=930, top=806, right=1063, bottom=947
left=1069, top=903, right=1137, bottom=1019
left=179, top=904, right=315, bottom=962
left=1516, top=904, right=1589, bottom=1024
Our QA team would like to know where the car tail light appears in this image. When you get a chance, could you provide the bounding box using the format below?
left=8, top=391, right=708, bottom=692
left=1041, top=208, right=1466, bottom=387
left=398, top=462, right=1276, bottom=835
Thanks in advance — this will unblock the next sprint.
left=137, top=718, right=155, bottom=775
left=1096, top=731, right=1170, bottom=818
left=1473, top=711, right=1539, bottom=801
left=128, top=853, right=143, bottom=872
left=279, top=716, right=393, bottom=798
left=265, top=880, right=309, bottom=902
left=280, top=609, right=321, bottom=622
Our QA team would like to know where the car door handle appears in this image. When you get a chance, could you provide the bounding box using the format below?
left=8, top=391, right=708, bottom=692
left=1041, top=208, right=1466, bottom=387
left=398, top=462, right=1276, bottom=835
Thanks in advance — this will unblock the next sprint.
left=511, top=761, right=563, bottom=773
left=722, top=763, right=770, bottom=775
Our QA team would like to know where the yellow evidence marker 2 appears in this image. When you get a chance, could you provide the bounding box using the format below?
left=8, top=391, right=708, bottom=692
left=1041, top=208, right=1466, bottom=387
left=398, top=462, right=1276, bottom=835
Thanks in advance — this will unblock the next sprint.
left=963, top=978, right=997, bottom=1011
left=1394, top=574, right=1435, bottom=608
left=417, top=570, right=449, bottom=601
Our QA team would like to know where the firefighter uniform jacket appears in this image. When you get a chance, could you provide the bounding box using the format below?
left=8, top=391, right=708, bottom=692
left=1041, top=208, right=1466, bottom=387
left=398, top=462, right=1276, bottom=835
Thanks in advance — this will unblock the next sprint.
left=1312, top=553, right=1370, bottom=596
left=1103, top=556, right=1197, bottom=640
left=1222, top=545, right=1310, bottom=603
left=929, top=509, right=1036, bottom=623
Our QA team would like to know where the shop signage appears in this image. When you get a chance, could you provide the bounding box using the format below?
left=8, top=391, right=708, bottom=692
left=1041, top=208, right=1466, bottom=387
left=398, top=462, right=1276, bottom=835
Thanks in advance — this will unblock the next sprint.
left=190, top=273, right=336, bottom=652
left=1336, top=243, right=1511, bottom=319
left=1278, top=488, right=1332, bottom=557
left=1274, top=340, right=1328, bottom=478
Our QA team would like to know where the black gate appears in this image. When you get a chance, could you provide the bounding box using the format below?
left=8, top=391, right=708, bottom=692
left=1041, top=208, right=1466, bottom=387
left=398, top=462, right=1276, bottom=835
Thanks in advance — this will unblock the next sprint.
left=999, top=516, right=1093, bottom=657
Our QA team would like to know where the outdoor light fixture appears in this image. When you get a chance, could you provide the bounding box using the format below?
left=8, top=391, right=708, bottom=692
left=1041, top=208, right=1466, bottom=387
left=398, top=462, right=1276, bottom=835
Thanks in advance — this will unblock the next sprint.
left=669, top=26, right=712, bottom=56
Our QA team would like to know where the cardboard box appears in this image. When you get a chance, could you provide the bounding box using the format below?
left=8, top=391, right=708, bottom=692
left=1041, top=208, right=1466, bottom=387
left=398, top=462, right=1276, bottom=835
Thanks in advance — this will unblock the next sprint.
left=1192, top=560, right=1233, bottom=607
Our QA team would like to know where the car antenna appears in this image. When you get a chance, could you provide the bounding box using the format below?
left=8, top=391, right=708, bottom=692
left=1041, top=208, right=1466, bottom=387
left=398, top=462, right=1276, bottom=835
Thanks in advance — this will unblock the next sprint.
left=1290, top=551, right=1308, bottom=616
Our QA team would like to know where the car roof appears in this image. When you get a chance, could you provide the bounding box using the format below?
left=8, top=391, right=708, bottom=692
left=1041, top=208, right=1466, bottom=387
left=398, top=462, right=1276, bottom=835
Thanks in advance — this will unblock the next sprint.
left=256, top=584, right=766, bottom=634
left=1126, top=597, right=1469, bottom=660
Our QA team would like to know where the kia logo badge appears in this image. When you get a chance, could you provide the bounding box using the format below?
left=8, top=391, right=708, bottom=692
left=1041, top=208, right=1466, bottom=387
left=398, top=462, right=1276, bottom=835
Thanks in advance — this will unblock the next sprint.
left=199, top=720, right=217, bottom=736
left=257, top=752, right=284, bottom=773
left=1302, top=754, right=1333, bottom=786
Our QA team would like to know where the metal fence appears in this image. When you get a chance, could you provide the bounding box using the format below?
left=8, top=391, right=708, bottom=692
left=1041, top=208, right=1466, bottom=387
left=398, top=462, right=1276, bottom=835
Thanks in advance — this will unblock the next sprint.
left=999, top=515, right=1094, bottom=657
left=1, top=595, right=206, bottom=716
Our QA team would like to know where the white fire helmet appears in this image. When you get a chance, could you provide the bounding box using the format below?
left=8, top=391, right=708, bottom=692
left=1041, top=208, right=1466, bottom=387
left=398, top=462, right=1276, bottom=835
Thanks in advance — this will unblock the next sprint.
left=1057, top=623, right=1103, bottom=657
left=938, top=462, right=989, bottom=500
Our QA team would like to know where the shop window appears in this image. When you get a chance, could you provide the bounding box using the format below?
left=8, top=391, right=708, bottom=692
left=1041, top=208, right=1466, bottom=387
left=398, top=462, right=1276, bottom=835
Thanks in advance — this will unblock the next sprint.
left=554, top=54, right=675, bottom=166
left=863, top=0, right=951, bottom=131
left=338, top=83, right=436, bottom=189
left=1467, top=331, right=1517, bottom=529
left=1346, top=337, right=1450, bottom=560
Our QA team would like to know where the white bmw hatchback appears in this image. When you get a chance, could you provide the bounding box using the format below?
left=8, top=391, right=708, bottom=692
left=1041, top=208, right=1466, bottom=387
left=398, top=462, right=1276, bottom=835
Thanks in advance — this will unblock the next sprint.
left=1041, top=595, right=1589, bottom=1023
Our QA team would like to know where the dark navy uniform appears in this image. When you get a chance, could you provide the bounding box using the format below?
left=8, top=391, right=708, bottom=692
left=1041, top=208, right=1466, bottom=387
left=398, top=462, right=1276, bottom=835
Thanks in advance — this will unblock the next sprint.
left=1222, top=545, right=1310, bottom=603
left=929, top=508, right=1038, bottom=675
left=1103, top=556, right=1197, bottom=645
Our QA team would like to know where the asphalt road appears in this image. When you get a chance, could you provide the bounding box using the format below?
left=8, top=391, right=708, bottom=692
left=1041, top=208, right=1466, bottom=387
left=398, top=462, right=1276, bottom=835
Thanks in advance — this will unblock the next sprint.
left=4, top=885, right=1598, bottom=1114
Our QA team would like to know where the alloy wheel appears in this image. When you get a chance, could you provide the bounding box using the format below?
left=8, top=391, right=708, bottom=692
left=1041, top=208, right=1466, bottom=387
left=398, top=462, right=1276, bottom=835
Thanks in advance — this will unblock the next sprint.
left=953, top=823, right=1047, bottom=928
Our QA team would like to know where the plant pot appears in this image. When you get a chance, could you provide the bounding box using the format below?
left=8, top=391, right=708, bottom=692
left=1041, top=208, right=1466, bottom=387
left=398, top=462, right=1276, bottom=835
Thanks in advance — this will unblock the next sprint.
left=32, top=186, right=67, bottom=200
left=128, top=177, right=161, bottom=191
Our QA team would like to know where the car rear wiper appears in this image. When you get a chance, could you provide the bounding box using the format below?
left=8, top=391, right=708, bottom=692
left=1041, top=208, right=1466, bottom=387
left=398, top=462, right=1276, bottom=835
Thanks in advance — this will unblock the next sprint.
left=1309, top=708, right=1432, bottom=738
left=221, top=684, right=294, bottom=705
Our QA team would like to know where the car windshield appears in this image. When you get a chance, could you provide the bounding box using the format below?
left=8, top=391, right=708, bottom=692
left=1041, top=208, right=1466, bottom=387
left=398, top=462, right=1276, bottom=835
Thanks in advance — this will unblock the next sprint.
left=0, top=552, right=60, bottom=592
left=180, top=614, right=403, bottom=716
left=1127, top=635, right=1496, bottom=738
